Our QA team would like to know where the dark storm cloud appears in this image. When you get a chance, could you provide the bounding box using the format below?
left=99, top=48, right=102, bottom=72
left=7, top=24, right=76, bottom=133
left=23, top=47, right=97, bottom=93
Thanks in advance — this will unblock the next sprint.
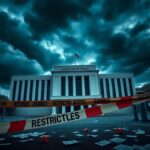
left=0, top=11, right=62, bottom=70
left=24, top=0, right=92, bottom=38
left=0, top=0, right=150, bottom=93
left=0, top=40, right=43, bottom=88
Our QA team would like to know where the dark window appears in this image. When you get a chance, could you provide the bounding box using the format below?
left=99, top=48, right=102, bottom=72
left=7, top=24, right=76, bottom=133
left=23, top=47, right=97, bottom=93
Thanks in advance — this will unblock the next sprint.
left=85, top=76, right=90, bottom=95
left=12, top=81, right=17, bottom=101
left=76, top=76, right=82, bottom=96
left=66, top=106, right=71, bottom=112
left=111, top=79, right=116, bottom=97
left=29, top=80, right=33, bottom=101
left=18, top=81, right=22, bottom=101
left=41, top=80, right=45, bottom=100
left=61, top=76, right=66, bottom=96
left=106, top=79, right=110, bottom=98
left=117, top=78, right=122, bottom=96
left=100, top=79, right=104, bottom=98
left=35, top=80, right=39, bottom=100
left=74, top=105, right=80, bottom=111
left=47, top=80, right=51, bottom=100
left=123, top=78, right=128, bottom=96
left=68, top=76, right=73, bottom=96
left=23, top=80, right=28, bottom=101
left=84, top=105, right=88, bottom=109
left=129, top=78, right=133, bottom=95
left=58, top=107, right=62, bottom=114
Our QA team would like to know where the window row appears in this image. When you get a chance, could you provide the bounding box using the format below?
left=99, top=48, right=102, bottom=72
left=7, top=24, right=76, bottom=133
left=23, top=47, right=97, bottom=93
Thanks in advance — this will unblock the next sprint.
left=61, top=76, right=90, bottom=96
left=12, top=80, right=51, bottom=101
left=99, top=78, right=134, bottom=98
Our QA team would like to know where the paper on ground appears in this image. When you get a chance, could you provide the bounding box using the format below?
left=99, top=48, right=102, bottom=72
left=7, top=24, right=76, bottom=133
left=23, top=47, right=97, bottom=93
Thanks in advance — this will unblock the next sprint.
left=132, top=144, right=145, bottom=150
left=126, top=135, right=137, bottom=138
left=62, top=140, right=80, bottom=145
left=92, top=129, right=99, bottom=133
left=75, top=134, right=84, bottom=137
left=114, top=144, right=133, bottom=150
left=87, top=134, right=98, bottom=138
left=19, top=139, right=33, bottom=143
left=73, top=131, right=80, bottom=134
left=110, top=137, right=126, bottom=143
left=135, top=129, right=145, bottom=135
left=95, top=140, right=111, bottom=146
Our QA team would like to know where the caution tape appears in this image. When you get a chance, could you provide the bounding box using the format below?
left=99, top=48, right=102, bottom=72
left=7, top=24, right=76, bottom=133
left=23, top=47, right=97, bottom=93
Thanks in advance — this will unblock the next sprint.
left=0, top=98, right=149, bottom=135
left=0, top=92, right=150, bottom=108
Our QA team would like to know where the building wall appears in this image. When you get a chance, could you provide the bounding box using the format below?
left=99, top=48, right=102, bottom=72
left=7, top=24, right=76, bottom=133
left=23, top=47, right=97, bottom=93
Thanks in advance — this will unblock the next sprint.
left=9, top=65, right=136, bottom=116
left=10, top=75, right=52, bottom=116
left=99, top=73, right=136, bottom=115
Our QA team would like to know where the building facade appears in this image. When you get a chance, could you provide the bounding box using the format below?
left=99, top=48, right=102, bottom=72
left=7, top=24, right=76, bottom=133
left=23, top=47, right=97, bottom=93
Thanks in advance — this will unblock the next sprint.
left=10, top=65, right=136, bottom=116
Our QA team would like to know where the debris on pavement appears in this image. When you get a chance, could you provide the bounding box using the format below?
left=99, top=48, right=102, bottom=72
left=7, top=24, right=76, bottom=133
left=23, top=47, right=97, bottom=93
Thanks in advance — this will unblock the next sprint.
left=135, top=129, right=145, bottom=135
left=110, top=137, right=126, bottom=143
left=104, top=129, right=111, bottom=132
left=114, top=144, right=133, bottom=150
left=115, top=128, right=124, bottom=134
left=83, top=128, right=89, bottom=133
left=62, top=140, right=80, bottom=145
left=19, top=139, right=33, bottom=143
left=95, top=140, right=111, bottom=146
left=87, top=134, right=99, bottom=138
left=40, top=135, right=49, bottom=143
left=73, top=131, right=80, bottom=134
left=126, top=135, right=137, bottom=138
left=92, top=129, right=98, bottom=133
left=75, top=134, right=84, bottom=137
left=132, top=144, right=145, bottom=150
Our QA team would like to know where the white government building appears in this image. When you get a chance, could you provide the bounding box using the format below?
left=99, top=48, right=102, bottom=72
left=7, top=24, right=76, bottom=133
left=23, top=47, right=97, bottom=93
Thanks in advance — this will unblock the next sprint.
left=10, top=65, right=136, bottom=116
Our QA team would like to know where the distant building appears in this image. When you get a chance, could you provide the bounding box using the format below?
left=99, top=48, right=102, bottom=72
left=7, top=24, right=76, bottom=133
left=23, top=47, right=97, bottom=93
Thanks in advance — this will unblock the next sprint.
left=10, top=65, right=136, bottom=116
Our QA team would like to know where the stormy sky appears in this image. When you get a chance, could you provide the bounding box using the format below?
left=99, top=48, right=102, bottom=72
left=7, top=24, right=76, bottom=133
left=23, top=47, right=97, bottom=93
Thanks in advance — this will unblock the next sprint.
left=0, top=0, right=150, bottom=96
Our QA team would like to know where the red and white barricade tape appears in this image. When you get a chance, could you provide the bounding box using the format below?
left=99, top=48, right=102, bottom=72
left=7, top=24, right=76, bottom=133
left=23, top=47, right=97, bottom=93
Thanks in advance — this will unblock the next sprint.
left=0, top=99, right=149, bottom=135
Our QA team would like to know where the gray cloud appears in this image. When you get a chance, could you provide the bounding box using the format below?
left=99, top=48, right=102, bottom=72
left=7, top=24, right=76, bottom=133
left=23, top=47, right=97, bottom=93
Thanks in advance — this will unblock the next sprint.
left=0, top=0, right=150, bottom=93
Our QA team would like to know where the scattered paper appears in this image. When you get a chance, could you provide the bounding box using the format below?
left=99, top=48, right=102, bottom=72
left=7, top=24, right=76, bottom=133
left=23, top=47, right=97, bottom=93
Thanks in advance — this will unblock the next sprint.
left=75, top=134, right=84, bottom=137
left=30, top=132, right=46, bottom=137
left=126, top=135, right=137, bottom=138
left=92, top=129, right=98, bottom=133
left=0, top=143, right=12, bottom=146
left=59, top=135, right=66, bottom=138
left=73, top=131, right=80, bottom=134
left=19, top=139, right=33, bottom=142
left=113, top=134, right=120, bottom=137
left=114, top=144, right=133, bottom=150
left=110, top=137, right=126, bottom=143
left=132, top=144, right=145, bottom=150
left=62, top=140, right=80, bottom=145
left=95, top=140, right=111, bottom=146
left=135, top=129, right=145, bottom=135
left=87, top=134, right=98, bottom=138
left=104, top=129, right=111, bottom=132
left=0, top=138, right=5, bottom=141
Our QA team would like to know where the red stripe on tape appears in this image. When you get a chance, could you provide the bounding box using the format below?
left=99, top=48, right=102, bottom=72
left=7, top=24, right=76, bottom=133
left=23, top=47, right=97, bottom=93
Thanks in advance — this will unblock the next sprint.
left=8, top=120, right=26, bottom=133
left=85, top=106, right=103, bottom=118
left=116, top=101, right=132, bottom=109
